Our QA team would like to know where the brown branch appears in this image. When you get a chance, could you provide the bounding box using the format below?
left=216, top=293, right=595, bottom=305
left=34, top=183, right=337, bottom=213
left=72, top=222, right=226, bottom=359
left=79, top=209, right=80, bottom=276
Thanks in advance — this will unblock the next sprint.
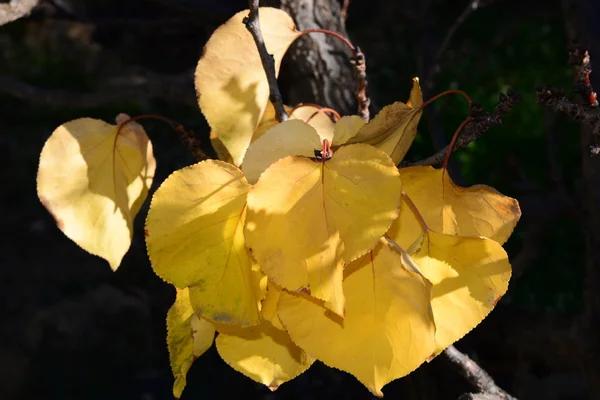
left=408, top=89, right=521, bottom=166
left=0, top=70, right=196, bottom=109
left=351, top=47, right=370, bottom=121
left=444, top=345, right=517, bottom=400
left=0, top=0, right=38, bottom=26
left=243, top=0, right=288, bottom=122
left=341, top=0, right=350, bottom=21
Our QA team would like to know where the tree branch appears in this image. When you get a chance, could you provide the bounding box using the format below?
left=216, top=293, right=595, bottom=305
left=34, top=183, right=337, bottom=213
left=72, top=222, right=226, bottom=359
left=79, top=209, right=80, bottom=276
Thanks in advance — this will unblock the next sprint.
left=243, top=0, right=288, bottom=122
left=444, top=345, right=517, bottom=400
left=351, top=47, right=370, bottom=121
left=408, top=89, right=521, bottom=167
left=0, top=0, right=38, bottom=26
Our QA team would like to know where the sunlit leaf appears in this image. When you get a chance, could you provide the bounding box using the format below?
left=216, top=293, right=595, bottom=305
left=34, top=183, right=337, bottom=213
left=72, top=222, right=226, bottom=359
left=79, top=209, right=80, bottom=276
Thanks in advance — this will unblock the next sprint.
left=289, top=105, right=336, bottom=143
left=278, top=240, right=435, bottom=396
left=411, top=230, right=511, bottom=354
left=216, top=282, right=314, bottom=391
left=37, top=115, right=155, bottom=270
left=242, top=120, right=321, bottom=184
left=167, top=288, right=215, bottom=398
left=195, top=7, right=301, bottom=166
left=332, top=115, right=366, bottom=146
left=400, top=166, right=521, bottom=244
left=146, top=160, right=261, bottom=326
left=347, top=77, right=422, bottom=163
left=245, top=144, right=402, bottom=315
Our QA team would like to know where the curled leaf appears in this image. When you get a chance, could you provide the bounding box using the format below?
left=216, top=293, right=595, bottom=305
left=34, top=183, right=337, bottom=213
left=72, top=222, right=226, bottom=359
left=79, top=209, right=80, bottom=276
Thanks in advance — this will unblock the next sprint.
left=37, top=115, right=155, bottom=270
left=245, top=144, right=402, bottom=315
left=400, top=166, right=521, bottom=244
left=195, top=7, right=301, bottom=166
left=347, top=77, right=422, bottom=164
left=146, top=160, right=261, bottom=326
left=167, top=288, right=215, bottom=398
left=278, top=241, right=436, bottom=397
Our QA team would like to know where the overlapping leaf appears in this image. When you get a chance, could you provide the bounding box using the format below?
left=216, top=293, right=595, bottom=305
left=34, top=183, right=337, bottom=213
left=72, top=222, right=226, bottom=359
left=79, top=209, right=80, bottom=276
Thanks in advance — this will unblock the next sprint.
left=167, top=288, right=215, bottom=398
left=37, top=115, right=155, bottom=270
left=216, top=282, right=314, bottom=390
left=288, top=105, right=336, bottom=143
left=245, top=144, right=402, bottom=316
left=332, top=115, right=366, bottom=146
left=195, top=7, right=301, bottom=166
left=400, top=166, right=521, bottom=244
left=346, top=78, right=422, bottom=164
left=278, top=240, right=436, bottom=396
left=146, top=160, right=261, bottom=326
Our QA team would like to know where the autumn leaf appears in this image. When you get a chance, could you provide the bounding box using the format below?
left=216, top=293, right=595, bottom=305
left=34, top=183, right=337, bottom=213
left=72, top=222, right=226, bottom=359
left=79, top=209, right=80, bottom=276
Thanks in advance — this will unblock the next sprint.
left=215, top=282, right=314, bottom=391
left=278, top=240, right=436, bottom=397
left=195, top=7, right=301, bottom=166
left=400, top=166, right=521, bottom=244
left=36, top=115, right=155, bottom=270
left=332, top=115, right=366, bottom=146
left=242, top=120, right=322, bottom=184
left=167, top=288, right=215, bottom=398
left=346, top=77, right=422, bottom=164
left=289, top=105, right=336, bottom=143
left=387, top=194, right=512, bottom=355
left=245, top=144, right=402, bottom=316
left=412, top=231, right=511, bottom=355
left=146, top=160, right=262, bottom=326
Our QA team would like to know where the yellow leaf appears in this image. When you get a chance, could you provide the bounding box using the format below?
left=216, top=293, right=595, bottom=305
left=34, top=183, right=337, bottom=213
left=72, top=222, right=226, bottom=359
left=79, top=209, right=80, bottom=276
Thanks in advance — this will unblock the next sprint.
left=146, top=160, right=261, bottom=326
left=332, top=115, right=366, bottom=146
left=411, top=231, right=511, bottom=354
left=215, top=306, right=314, bottom=390
left=348, top=77, right=422, bottom=164
left=36, top=115, right=155, bottom=270
left=278, top=241, right=436, bottom=397
left=195, top=8, right=300, bottom=166
left=260, top=281, right=285, bottom=330
left=242, top=120, right=322, bottom=184
left=386, top=195, right=426, bottom=253
left=289, top=105, right=336, bottom=143
left=245, top=144, right=402, bottom=315
left=167, top=288, right=215, bottom=398
left=210, top=134, right=233, bottom=164
left=400, top=166, right=521, bottom=244
left=251, top=102, right=293, bottom=143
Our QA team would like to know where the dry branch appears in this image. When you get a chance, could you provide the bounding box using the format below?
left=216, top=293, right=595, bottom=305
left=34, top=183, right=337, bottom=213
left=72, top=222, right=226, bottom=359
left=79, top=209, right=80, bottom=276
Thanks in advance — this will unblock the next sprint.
left=243, top=0, right=288, bottom=122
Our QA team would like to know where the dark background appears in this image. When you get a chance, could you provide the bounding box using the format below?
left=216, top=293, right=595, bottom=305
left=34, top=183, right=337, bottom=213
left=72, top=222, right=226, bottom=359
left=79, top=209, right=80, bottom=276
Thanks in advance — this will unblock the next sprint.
left=0, top=0, right=598, bottom=399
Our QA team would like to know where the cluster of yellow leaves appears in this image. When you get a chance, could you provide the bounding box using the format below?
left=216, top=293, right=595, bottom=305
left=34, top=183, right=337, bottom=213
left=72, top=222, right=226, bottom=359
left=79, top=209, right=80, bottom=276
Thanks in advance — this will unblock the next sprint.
left=35, top=6, right=521, bottom=398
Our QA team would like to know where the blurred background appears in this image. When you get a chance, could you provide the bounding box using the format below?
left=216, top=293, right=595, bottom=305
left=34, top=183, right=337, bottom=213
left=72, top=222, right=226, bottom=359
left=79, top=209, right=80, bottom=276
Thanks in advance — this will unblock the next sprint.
left=1, top=0, right=598, bottom=399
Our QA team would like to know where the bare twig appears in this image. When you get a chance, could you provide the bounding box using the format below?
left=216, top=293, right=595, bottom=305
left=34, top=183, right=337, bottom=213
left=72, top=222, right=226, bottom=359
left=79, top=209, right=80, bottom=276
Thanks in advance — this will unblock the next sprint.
left=408, top=89, right=521, bottom=166
left=425, top=0, right=497, bottom=89
left=0, top=0, right=38, bottom=26
left=537, top=47, right=600, bottom=148
left=444, top=345, right=517, bottom=400
left=0, top=70, right=196, bottom=109
left=351, top=47, right=370, bottom=121
left=243, top=0, right=288, bottom=122
left=341, top=0, right=350, bottom=21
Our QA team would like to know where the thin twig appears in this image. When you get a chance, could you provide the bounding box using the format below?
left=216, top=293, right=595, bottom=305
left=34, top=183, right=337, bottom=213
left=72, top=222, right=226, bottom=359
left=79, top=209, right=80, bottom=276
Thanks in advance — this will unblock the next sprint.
left=243, top=0, right=288, bottom=122
left=408, top=89, right=520, bottom=166
left=341, top=0, right=350, bottom=21
left=537, top=46, right=600, bottom=148
left=0, top=0, right=38, bottom=26
left=425, top=0, right=497, bottom=89
left=444, top=345, right=517, bottom=400
left=351, top=47, right=370, bottom=121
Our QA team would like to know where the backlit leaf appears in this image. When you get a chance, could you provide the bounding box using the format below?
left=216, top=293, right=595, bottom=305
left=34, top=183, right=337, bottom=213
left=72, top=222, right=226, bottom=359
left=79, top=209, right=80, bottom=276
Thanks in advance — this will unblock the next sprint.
left=347, top=77, right=422, bottom=164
left=411, top=230, right=511, bottom=354
left=242, top=120, right=321, bottom=184
left=332, top=115, right=366, bottom=146
left=215, top=283, right=314, bottom=391
left=146, top=160, right=261, bottom=326
left=167, top=288, right=215, bottom=398
left=245, top=144, right=402, bottom=315
left=278, top=240, right=436, bottom=397
left=195, top=7, right=300, bottom=166
left=289, top=105, right=336, bottom=143
left=400, top=166, right=521, bottom=244
left=37, top=115, right=155, bottom=270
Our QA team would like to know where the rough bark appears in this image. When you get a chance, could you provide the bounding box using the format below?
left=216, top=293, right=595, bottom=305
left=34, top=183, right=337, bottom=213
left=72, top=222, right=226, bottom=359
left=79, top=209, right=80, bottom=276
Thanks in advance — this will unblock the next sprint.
left=264, top=0, right=357, bottom=115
